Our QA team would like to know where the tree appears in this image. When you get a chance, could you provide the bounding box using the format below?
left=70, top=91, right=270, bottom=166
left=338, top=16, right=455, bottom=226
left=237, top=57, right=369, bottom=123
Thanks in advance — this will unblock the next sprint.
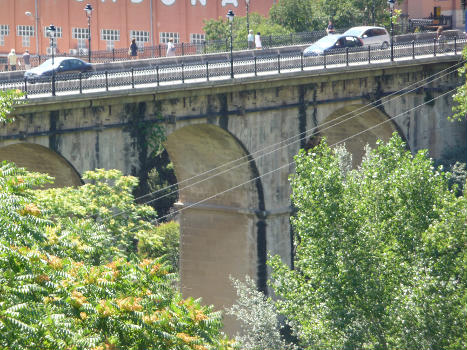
left=226, top=276, right=295, bottom=350
left=0, top=162, right=234, bottom=350
left=452, top=46, right=467, bottom=121
left=203, top=13, right=291, bottom=50
left=269, top=135, right=466, bottom=349
left=269, top=0, right=323, bottom=32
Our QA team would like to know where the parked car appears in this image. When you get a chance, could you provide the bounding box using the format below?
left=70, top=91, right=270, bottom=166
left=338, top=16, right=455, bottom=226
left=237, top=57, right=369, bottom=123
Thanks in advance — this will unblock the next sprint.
left=24, top=57, right=93, bottom=82
left=342, top=26, right=390, bottom=49
left=303, top=34, right=364, bottom=57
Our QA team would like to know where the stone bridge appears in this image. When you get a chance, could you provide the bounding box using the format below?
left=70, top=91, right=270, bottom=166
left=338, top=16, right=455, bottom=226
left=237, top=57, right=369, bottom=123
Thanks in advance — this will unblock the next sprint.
left=1, top=54, right=465, bottom=332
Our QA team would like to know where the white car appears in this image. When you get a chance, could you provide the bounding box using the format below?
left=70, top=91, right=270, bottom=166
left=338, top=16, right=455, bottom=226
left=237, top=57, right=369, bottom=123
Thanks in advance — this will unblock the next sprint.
left=342, top=26, right=390, bottom=49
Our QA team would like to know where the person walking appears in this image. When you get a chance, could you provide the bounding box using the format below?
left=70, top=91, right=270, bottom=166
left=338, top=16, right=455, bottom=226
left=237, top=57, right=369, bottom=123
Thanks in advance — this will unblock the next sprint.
left=247, top=29, right=254, bottom=49
left=166, top=38, right=176, bottom=57
left=22, top=50, right=31, bottom=70
left=326, top=20, right=335, bottom=34
left=8, top=49, right=17, bottom=71
left=129, top=39, right=138, bottom=59
left=255, top=32, right=262, bottom=49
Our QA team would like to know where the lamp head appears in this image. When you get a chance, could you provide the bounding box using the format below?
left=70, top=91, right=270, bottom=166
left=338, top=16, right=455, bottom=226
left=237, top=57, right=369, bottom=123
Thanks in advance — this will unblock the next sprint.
left=226, top=9, right=235, bottom=23
left=84, top=4, right=93, bottom=17
left=387, top=0, right=395, bottom=9
left=246, top=0, right=250, bottom=5
left=47, top=24, right=56, bottom=38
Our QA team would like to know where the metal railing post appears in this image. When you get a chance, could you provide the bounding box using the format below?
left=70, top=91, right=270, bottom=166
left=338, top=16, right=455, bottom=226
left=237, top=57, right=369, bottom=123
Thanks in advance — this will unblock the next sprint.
left=79, top=72, right=82, bottom=94
left=206, top=61, right=209, bottom=81
left=51, top=70, right=56, bottom=96
left=156, top=65, right=159, bottom=86
left=254, top=56, right=257, bottom=76
left=203, top=41, right=206, bottom=54
left=346, top=47, right=349, bottom=66
left=300, top=52, right=303, bottom=71
left=158, top=45, right=161, bottom=57
left=277, top=54, right=280, bottom=74
left=131, top=68, right=134, bottom=88
left=454, top=37, right=457, bottom=55
left=112, top=48, right=115, bottom=61
left=433, top=38, right=437, bottom=56
left=23, top=78, right=28, bottom=99
left=368, top=45, right=371, bottom=64
left=412, top=40, right=415, bottom=59
left=324, top=50, right=326, bottom=69
left=182, top=43, right=185, bottom=56
left=181, top=63, right=185, bottom=83
left=105, top=70, right=108, bottom=91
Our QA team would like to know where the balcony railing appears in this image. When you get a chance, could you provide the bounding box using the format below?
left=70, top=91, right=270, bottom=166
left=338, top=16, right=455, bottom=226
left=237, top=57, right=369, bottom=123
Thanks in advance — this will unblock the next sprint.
left=1, top=36, right=465, bottom=99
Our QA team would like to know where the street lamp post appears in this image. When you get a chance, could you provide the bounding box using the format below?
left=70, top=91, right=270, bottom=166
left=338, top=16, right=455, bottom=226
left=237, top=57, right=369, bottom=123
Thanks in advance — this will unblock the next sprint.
left=227, top=10, right=235, bottom=79
left=246, top=0, right=250, bottom=34
left=47, top=24, right=56, bottom=96
left=84, top=4, right=93, bottom=62
left=388, top=0, right=395, bottom=61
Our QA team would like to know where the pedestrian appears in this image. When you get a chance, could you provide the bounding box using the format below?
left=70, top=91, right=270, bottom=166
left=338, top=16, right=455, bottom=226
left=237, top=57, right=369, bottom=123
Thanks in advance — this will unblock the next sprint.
left=247, top=29, right=254, bottom=49
left=436, top=25, right=443, bottom=40
left=326, top=19, right=335, bottom=34
left=22, top=50, right=31, bottom=70
left=255, top=32, right=262, bottom=49
left=166, top=38, right=176, bottom=57
left=8, top=49, right=17, bottom=71
left=129, top=38, right=138, bottom=59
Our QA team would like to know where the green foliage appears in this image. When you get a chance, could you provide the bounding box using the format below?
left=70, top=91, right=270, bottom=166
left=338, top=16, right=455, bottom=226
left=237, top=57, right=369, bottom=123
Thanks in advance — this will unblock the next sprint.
left=203, top=13, right=291, bottom=51
left=137, top=221, right=179, bottom=273
left=0, top=163, right=231, bottom=350
left=451, top=46, right=467, bottom=121
left=227, top=276, right=296, bottom=350
left=34, top=169, right=159, bottom=261
left=270, top=135, right=466, bottom=349
left=0, top=90, right=24, bottom=124
left=270, top=0, right=322, bottom=32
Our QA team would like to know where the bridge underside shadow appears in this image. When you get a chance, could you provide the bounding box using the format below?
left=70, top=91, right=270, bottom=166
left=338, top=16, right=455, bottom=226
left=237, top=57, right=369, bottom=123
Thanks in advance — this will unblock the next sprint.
left=318, top=104, right=400, bottom=166
left=164, top=124, right=264, bottom=334
left=0, top=143, right=82, bottom=187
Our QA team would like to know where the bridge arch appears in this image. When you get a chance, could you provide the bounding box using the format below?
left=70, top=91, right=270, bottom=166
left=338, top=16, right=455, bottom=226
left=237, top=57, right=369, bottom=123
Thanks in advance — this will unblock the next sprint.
left=164, top=123, right=265, bottom=332
left=0, top=143, right=82, bottom=187
left=317, top=104, right=403, bottom=166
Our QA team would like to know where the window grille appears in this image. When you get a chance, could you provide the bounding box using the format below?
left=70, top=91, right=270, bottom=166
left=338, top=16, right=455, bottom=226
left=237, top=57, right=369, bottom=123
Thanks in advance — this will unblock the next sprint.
left=16, top=25, right=34, bottom=37
left=72, top=27, right=89, bottom=39
left=0, top=25, right=9, bottom=36
left=190, top=33, right=205, bottom=44
left=130, top=30, right=149, bottom=47
left=159, top=32, right=179, bottom=44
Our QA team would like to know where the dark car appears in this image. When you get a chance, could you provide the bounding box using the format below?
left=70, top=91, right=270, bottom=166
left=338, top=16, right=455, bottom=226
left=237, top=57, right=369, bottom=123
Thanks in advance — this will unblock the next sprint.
left=24, top=57, right=93, bottom=82
left=303, top=34, right=364, bottom=57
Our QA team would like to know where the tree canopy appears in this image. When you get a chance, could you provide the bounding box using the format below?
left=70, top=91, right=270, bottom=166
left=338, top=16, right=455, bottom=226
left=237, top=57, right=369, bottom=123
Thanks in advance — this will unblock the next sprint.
left=269, top=135, right=466, bottom=349
left=0, top=163, right=234, bottom=350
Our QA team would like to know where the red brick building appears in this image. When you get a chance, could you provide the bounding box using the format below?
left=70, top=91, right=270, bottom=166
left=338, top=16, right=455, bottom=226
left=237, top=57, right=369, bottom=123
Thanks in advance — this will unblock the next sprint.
left=0, top=0, right=275, bottom=56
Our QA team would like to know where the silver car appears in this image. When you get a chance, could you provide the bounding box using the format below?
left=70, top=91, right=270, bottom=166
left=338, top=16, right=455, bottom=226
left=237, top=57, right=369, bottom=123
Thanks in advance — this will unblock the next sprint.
left=342, top=26, right=390, bottom=49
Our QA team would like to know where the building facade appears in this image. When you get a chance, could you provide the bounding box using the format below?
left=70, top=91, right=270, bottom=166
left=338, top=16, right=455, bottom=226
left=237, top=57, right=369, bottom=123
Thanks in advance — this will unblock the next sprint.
left=400, top=0, right=466, bottom=30
left=0, top=0, right=274, bottom=56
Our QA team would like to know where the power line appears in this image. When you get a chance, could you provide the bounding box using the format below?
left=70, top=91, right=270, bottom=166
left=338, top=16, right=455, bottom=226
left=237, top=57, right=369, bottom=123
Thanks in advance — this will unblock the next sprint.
left=130, top=86, right=459, bottom=231
left=124, top=59, right=464, bottom=214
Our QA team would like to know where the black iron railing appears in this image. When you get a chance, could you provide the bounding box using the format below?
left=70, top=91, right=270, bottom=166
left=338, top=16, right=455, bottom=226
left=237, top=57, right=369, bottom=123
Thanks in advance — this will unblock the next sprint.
left=1, top=36, right=465, bottom=99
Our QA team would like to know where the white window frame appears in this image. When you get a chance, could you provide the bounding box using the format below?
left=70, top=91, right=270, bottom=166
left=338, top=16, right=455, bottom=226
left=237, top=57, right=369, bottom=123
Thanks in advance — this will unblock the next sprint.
left=159, top=32, right=179, bottom=44
left=0, top=25, right=9, bottom=36
left=101, top=29, right=120, bottom=51
left=72, top=27, right=89, bottom=40
left=17, top=25, right=34, bottom=37
left=130, top=30, right=149, bottom=48
left=190, top=33, right=205, bottom=44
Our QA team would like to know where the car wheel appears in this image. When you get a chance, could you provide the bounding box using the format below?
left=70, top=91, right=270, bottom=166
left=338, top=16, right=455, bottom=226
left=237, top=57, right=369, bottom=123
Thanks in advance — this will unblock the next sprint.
left=381, top=41, right=389, bottom=49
